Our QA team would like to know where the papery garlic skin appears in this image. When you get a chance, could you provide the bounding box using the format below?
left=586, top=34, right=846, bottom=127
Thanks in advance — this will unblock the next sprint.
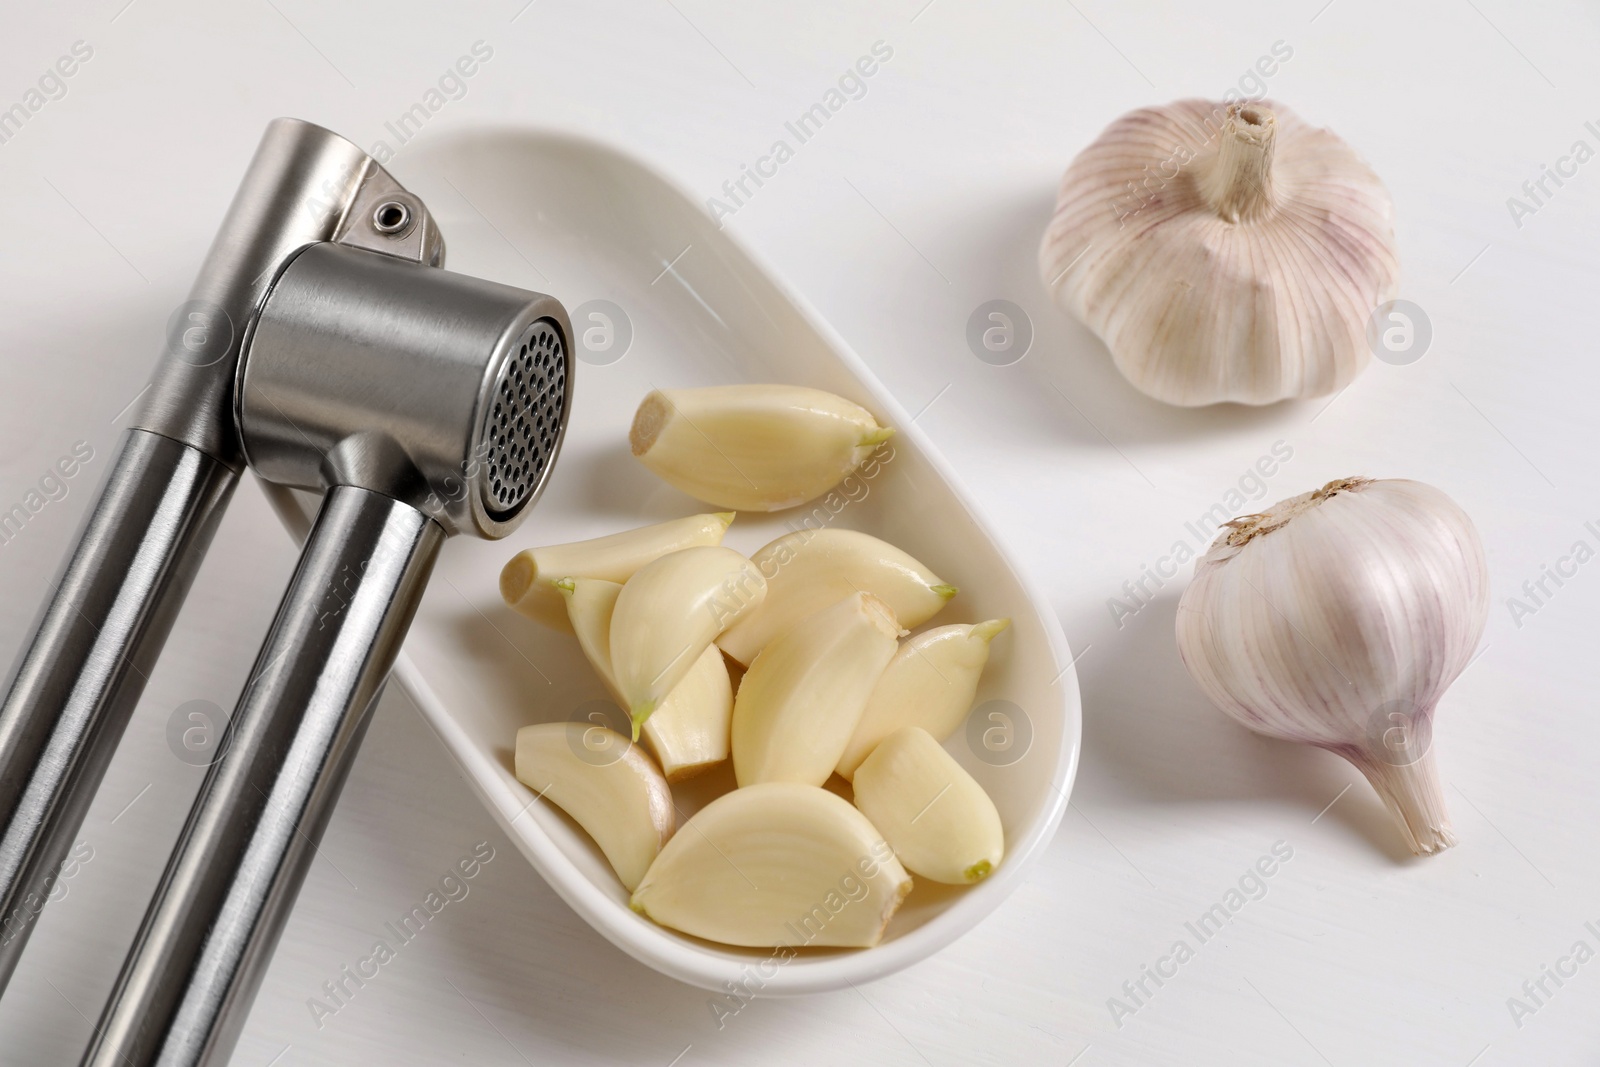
left=514, top=722, right=675, bottom=892
left=717, top=529, right=954, bottom=666
left=852, top=727, right=1004, bottom=884
left=732, top=592, right=901, bottom=787
left=559, top=578, right=733, bottom=780
left=1040, top=100, right=1400, bottom=406
left=630, top=782, right=912, bottom=948
left=836, top=619, right=1009, bottom=781
left=610, top=546, right=765, bottom=736
left=1176, top=477, right=1489, bottom=855
left=630, top=385, right=893, bottom=511
left=501, top=512, right=734, bottom=630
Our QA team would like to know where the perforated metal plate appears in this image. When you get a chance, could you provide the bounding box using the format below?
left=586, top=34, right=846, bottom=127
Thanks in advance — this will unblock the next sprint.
left=480, top=319, right=567, bottom=518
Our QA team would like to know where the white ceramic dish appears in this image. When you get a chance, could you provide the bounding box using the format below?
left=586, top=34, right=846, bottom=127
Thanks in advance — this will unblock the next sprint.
left=270, top=128, right=1080, bottom=995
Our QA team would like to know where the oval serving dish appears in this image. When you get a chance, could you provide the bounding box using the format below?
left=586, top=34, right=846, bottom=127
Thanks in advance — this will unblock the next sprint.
left=268, top=128, right=1080, bottom=995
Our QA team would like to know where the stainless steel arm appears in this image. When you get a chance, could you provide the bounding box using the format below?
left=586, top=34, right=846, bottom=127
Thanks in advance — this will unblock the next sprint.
left=83, top=485, right=443, bottom=1067
left=64, top=155, right=562, bottom=1064
left=0, top=118, right=442, bottom=997
left=0, top=431, right=235, bottom=988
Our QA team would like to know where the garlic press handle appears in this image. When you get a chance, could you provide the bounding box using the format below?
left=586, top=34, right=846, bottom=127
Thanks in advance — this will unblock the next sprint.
left=83, top=485, right=442, bottom=1067
left=0, top=430, right=235, bottom=990
left=0, top=117, right=408, bottom=997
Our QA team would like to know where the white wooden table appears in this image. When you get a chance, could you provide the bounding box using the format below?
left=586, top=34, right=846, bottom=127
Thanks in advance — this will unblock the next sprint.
left=0, top=1, right=1594, bottom=1063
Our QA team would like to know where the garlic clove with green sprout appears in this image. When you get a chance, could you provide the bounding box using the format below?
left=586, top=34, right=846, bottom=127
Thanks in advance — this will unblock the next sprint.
left=1040, top=100, right=1400, bottom=406
left=836, top=619, right=1009, bottom=781
left=500, top=512, right=735, bottom=631
left=557, top=577, right=734, bottom=781
left=852, top=727, right=1005, bottom=884
left=1175, top=477, right=1488, bottom=855
left=629, top=782, right=912, bottom=948
left=609, top=546, right=765, bottom=738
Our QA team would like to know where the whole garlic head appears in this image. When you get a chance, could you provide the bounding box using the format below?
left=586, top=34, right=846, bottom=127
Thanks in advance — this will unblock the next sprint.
left=1176, top=477, right=1489, bottom=855
left=1040, top=100, right=1400, bottom=406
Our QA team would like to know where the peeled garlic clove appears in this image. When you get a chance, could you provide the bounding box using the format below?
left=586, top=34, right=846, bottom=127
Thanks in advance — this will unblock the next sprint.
left=630, top=782, right=912, bottom=948
left=610, top=545, right=765, bottom=736
left=514, top=722, right=675, bottom=892
left=500, top=512, right=735, bottom=630
left=559, top=578, right=734, bottom=780
left=836, top=619, right=1009, bottom=781
left=629, top=385, right=893, bottom=512
left=852, top=727, right=1004, bottom=884
left=559, top=577, right=623, bottom=680
left=732, top=592, right=901, bottom=787
left=716, top=529, right=955, bottom=666
left=1176, top=477, right=1489, bottom=855
left=642, top=645, right=733, bottom=782
left=1041, top=100, right=1399, bottom=405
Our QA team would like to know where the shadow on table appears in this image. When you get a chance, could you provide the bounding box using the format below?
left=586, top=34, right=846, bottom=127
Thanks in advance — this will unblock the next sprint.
left=1076, top=589, right=1418, bottom=864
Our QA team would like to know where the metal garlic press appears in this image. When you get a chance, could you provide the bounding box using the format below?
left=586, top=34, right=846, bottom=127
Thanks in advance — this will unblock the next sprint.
left=0, top=118, right=573, bottom=1066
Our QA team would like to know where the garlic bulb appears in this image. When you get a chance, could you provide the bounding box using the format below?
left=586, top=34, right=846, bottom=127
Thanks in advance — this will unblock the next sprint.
left=1040, top=100, right=1399, bottom=405
left=1176, top=477, right=1488, bottom=855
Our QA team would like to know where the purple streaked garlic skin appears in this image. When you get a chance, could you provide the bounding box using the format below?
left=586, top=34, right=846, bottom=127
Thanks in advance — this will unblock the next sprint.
left=1176, top=477, right=1489, bottom=855
left=1040, top=100, right=1400, bottom=407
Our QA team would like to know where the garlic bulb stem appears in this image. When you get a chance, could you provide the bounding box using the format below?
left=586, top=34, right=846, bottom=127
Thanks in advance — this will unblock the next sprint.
left=1344, top=748, right=1458, bottom=856
left=1200, top=104, right=1277, bottom=222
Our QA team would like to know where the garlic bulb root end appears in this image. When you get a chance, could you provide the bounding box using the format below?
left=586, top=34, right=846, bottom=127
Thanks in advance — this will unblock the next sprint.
left=1223, top=476, right=1372, bottom=548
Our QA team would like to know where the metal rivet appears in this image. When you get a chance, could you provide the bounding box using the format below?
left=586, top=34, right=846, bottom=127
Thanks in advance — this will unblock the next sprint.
left=372, top=201, right=411, bottom=235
